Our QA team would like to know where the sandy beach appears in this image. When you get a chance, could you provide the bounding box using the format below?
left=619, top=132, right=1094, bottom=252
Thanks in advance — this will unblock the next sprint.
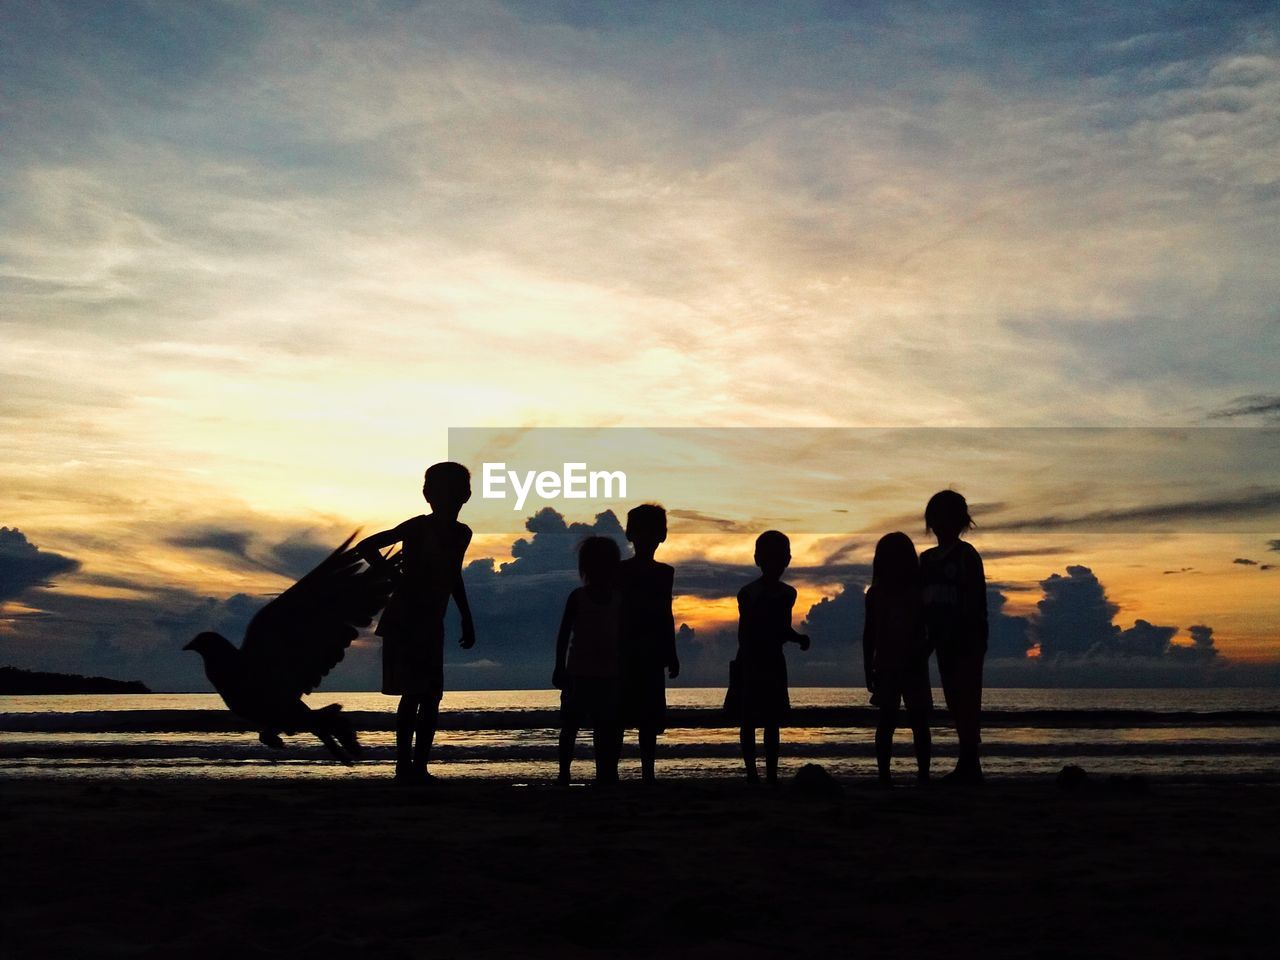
left=3, top=774, right=1276, bottom=959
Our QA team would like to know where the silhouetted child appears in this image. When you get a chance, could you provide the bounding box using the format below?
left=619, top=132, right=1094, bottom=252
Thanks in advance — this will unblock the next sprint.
left=357, top=462, right=475, bottom=783
left=618, top=504, right=679, bottom=783
left=734, top=530, right=809, bottom=784
left=553, top=535, right=623, bottom=785
left=920, top=490, right=988, bottom=784
left=863, top=532, right=932, bottom=784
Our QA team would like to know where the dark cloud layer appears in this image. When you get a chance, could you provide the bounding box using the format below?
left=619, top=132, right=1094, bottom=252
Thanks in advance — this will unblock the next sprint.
left=0, top=527, right=80, bottom=603
left=984, top=490, right=1280, bottom=532
left=165, top=525, right=339, bottom=579
left=0, top=512, right=1254, bottom=690
left=1208, top=394, right=1280, bottom=421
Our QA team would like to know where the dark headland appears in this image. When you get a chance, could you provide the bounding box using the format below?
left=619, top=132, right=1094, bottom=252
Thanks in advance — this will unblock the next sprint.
left=0, top=665, right=150, bottom=695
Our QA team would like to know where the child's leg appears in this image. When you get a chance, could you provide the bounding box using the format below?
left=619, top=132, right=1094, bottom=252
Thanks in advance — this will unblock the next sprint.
left=558, top=723, right=577, bottom=784
left=936, top=646, right=965, bottom=777
left=412, top=696, right=440, bottom=775
left=910, top=715, right=932, bottom=781
left=956, top=650, right=984, bottom=773
left=739, top=725, right=758, bottom=780
left=395, top=695, right=419, bottom=779
left=639, top=726, right=657, bottom=782
left=587, top=681, right=620, bottom=784
left=591, top=724, right=619, bottom=783
left=875, top=703, right=898, bottom=782
left=763, top=725, right=780, bottom=783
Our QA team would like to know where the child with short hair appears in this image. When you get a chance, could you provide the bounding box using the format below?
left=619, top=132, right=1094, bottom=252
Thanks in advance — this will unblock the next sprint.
left=920, top=490, right=988, bottom=784
left=863, top=531, right=932, bottom=784
left=553, top=535, right=624, bottom=785
left=357, top=461, right=476, bottom=784
left=618, top=504, right=679, bottom=783
left=734, top=530, right=810, bottom=784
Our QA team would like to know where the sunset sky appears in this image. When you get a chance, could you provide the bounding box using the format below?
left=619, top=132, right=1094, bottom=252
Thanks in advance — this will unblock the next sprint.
left=2, top=1, right=1277, bottom=690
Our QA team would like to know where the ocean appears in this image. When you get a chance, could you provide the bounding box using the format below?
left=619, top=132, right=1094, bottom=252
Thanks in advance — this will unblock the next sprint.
left=3, top=687, right=1278, bottom=782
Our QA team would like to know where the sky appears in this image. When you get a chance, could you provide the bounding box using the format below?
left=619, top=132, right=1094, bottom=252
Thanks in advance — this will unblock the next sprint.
left=1, top=0, right=1277, bottom=690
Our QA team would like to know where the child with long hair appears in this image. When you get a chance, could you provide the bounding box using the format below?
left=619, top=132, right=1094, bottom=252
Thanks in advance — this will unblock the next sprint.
left=553, top=535, right=624, bottom=785
left=863, top=531, right=932, bottom=784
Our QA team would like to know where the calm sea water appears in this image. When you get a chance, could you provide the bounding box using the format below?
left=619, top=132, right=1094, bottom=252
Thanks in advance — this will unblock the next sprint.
left=3, top=688, right=1278, bottom=782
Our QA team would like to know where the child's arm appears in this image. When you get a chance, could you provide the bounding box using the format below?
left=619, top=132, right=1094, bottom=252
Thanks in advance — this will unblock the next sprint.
left=454, top=576, right=476, bottom=649
left=355, top=523, right=408, bottom=570
left=861, top=588, right=876, bottom=692
left=662, top=565, right=679, bottom=679
left=735, top=587, right=751, bottom=653
left=964, top=547, right=989, bottom=649
left=784, top=586, right=811, bottom=651
left=552, top=592, right=575, bottom=689
left=453, top=527, right=476, bottom=649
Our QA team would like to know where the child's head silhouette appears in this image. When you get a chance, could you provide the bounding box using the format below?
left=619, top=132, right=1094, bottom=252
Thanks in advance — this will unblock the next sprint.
left=577, top=536, right=621, bottom=586
left=924, top=489, right=973, bottom=541
left=872, top=531, right=919, bottom=589
left=423, top=462, right=471, bottom=511
left=625, top=504, right=667, bottom=548
left=754, top=530, right=791, bottom=579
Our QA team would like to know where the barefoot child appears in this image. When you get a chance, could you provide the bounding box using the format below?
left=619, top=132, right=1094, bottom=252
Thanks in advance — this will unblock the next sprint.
left=618, top=504, right=679, bottom=783
left=553, top=536, right=624, bottom=785
left=863, top=532, right=932, bottom=784
left=357, top=462, right=475, bottom=783
left=920, top=490, right=988, bottom=783
left=735, top=530, right=809, bottom=784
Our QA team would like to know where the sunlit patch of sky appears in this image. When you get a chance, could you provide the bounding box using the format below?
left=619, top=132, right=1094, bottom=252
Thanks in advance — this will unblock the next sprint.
left=1, top=1, right=1276, bottom=682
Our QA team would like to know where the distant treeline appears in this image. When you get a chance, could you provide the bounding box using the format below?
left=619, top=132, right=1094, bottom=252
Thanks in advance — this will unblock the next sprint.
left=0, top=666, right=150, bottom=695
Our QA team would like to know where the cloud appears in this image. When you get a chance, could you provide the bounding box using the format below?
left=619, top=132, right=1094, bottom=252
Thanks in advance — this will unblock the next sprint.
left=0, top=527, right=80, bottom=603
left=418, top=508, right=633, bottom=686
left=498, top=508, right=626, bottom=576
left=987, top=590, right=1033, bottom=659
left=801, top=582, right=867, bottom=650
left=1032, top=564, right=1216, bottom=663
left=798, top=578, right=1033, bottom=671
left=1, top=583, right=274, bottom=690
left=152, top=592, right=266, bottom=648
left=1268, top=540, right=1280, bottom=552
left=666, top=510, right=756, bottom=534
left=1116, top=619, right=1178, bottom=658
left=1234, top=557, right=1259, bottom=565
left=984, top=490, right=1280, bottom=532
left=1208, top=394, right=1280, bottom=420
left=1035, top=566, right=1121, bottom=658
left=166, top=528, right=255, bottom=563
left=165, top=525, right=342, bottom=579
left=1172, top=624, right=1219, bottom=662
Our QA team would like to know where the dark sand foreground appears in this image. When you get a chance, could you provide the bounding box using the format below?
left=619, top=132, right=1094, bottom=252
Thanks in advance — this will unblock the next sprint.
left=3, top=776, right=1276, bottom=958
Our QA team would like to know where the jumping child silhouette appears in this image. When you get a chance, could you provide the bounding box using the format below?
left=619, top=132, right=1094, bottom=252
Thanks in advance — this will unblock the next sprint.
left=553, top=535, right=624, bottom=785
left=734, top=530, right=809, bottom=784
left=863, top=531, right=932, bottom=784
left=920, top=490, right=987, bottom=784
left=357, top=461, right=475, bottom=783
left=618, top=504, right=679, bottom=783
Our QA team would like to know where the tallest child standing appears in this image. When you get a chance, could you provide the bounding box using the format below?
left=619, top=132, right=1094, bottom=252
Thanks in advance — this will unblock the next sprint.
left=358, top=462, right=476, bottom=783
left=920, top=490, right=988, bottom=783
